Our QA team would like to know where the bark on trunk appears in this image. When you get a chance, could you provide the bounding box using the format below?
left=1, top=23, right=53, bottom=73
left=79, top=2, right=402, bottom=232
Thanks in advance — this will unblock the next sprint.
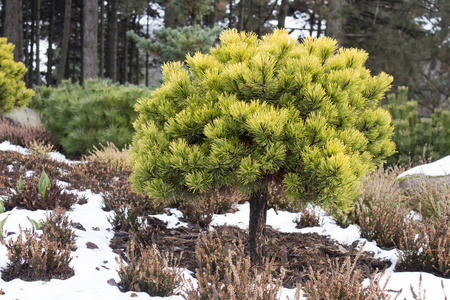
left=57, top=0, right=72, bottom=85
left=249, top=187, right=268, bottom=266
left=237, top=0, right=245, bottom=31
left=47, top=0, right=55, bottom=85
left=99, top=0, right=104, bottom=78
left=325, top=0, right=344, bottom=45
left=82, top=0, right=98, bottom=83
left=277, top=0, right=288, bottom=29
left=4, top=0, right=22, bottom=61
left=108, top=0, right=118, bottom=82
left=35, top=0, right=41, bottom=86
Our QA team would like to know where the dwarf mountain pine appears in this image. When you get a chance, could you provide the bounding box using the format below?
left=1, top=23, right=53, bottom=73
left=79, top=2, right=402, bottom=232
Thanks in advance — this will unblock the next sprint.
left=130, top=29, right=396, bottom=264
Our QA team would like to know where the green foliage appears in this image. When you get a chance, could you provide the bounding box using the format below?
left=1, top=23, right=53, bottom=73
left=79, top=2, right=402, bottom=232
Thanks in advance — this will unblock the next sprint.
left=384, top=86, right=450, bottom=166
left=33, top=79, right=154, bottom=155
left=0, top=38, right=34, bottom=113
left=38, top=170, right=50, bottom=198
left=171, top=0, right=214, bottom=26
left=131, top=29, right=395, bottom=213
left=128, top=26, right=221, bottom=64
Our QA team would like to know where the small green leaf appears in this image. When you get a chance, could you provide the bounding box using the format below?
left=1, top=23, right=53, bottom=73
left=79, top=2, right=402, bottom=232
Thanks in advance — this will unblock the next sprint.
left=17, top=175, right=24, bottom=191
left=0, top=216, right=8, bottom=238
left=0, top=200, right=4, bottom=214
left=27, top=216, right=46, bottom=230
left=38, top=170, right=50, bottom=198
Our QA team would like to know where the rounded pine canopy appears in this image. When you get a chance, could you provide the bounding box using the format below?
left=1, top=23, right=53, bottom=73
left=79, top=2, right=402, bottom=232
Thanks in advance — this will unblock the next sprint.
left=130, top=29, right=395, bottom=212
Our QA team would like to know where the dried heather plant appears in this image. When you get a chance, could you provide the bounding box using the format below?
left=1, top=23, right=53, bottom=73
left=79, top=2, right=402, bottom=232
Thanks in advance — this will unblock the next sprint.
left=6, top=173, right=78, bottom=211
left=303, top=248, right=395, bottom=300
left=183, top=230, right=284, bottom=300
left=1, top=227, right=74, bottom=282
left=342, top=167, right=411, bottom=248
left=397, top=210, right=450, bottom=277
left=26, top=140, right=55, bottom=156
left=0, top=116, right=57, bottom=149
left=43, top=207, right=76, bottom=251
left=84, top=142, right=131, bottom=171
left=405, top=177, right=450, bottom=220
left=117, top=241, right=185, bottom=297
left=294, top=205, right=322, bottom=229
left=331, top=167, right=405, bottom=229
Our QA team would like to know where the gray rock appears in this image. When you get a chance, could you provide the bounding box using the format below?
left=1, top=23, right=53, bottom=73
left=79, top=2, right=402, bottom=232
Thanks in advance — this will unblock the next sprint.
left=397, top=174, right=450, bottom=194
left=2, top=107, right=41, bottom=128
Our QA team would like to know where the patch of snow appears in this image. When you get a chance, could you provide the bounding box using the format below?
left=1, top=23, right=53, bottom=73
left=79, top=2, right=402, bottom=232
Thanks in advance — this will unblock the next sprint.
left=398, top=155, right=450, bottom=177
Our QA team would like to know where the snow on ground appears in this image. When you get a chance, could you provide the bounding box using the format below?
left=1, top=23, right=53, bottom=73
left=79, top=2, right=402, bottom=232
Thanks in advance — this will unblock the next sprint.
left=398, top=155, right=450, bottom=177
left=0, top=140, right=449, bottom=300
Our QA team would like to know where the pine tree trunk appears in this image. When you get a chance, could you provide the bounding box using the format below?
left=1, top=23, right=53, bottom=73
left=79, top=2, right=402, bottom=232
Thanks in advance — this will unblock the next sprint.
left=47, top=0, right=55, bottom=85
left=4, top=0, right=22, bottom=61
left=35, top=0, right=41, bottom=86
left=99, top=0, right=104, bottom=78
left=277, top=0, right=288, bottom=29
left=122, top=16, right=129, bottom=83
left=82, top=0, right=98, bottom=83
left=228, top=0, right=233, bottom=28
left=29, top=0, right=35, bottom=85
left=108, top=0, right=118, bottom=82
left=237, top=0, right=245, bottom=31
left=57, top=0, right=72, bottom=85
left=325, top=0, right=344, bottom=45
left=249, top=187, right=268, bottom=266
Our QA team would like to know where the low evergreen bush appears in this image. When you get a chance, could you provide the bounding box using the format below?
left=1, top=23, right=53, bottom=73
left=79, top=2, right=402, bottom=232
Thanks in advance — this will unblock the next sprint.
left=384, top=86, right=450, bottom=166
left=31, top=79, right=155, bottom=155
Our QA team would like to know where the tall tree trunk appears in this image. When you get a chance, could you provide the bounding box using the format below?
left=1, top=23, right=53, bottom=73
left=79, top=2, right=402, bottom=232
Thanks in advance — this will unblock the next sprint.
left=164, top=1, right=186, bottom=28
left=145, top=12, right=149, bottom=86
left=57, top=0, right=72, bottom=85
left=277, top=0, right=288, bottom=29
left=29, top=0, right=35, bottom=85
left=325, top=0, right=344, bottom=45
left=237, top=0, right=244, bottom=31
left=4, top=0, right=22, bottom=61
left=35, top=0, right=41, bottom=86
left=99, top=0, right=104, bottom=78
left=249, top=187, right=268, bottom=266
left=47, top=0, right=55, bottom=86
left=228, top=0, right=233, bottom=28
left=82, top=0, right=98, bottom=83
left=108, top=0, right=118, bottom=82
left=122, top=16, right=129, bottom=83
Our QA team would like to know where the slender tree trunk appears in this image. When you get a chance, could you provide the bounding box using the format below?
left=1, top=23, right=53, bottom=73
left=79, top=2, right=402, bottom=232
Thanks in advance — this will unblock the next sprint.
left=35, top=0, right=41, bottom=86
left=57, top=0, right=72, bottom=85
left=249, top=187, right=268, bottom=266
left=237, top=0, right=244, bottom=31
left=228, top=0, right=233, bottom=28
left=82, top=0, right=98, bottom=83
left=325, top=0, right=344, bottom=45
left=29, top=0, right=35, bottom=85
left=108, top=0, right=118, bottom=82
left=4, top=0, right=22, bottom=61
left=277, top=0, right=288, bottom=29
left=122, top=16, right=129, bottom=83
left=145, top=12, right=149, bottom=86
left=164, top=1, right=186, bottom=28
left=47, top=0, right=55, bottom=86
left=98, top=0, right=104, bottom=78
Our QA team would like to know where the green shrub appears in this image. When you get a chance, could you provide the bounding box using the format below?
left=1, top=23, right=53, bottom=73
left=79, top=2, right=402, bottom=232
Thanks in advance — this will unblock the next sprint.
left=130, top=29, right=395, bottom=264
left=0, top=38, right=34, bottom=113
left=32, top=79, right=155, bottom=155
left=384, top=86, right=450, bottom=166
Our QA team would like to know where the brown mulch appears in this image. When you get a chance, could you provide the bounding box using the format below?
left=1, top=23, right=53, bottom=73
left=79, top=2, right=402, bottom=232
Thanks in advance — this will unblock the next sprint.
left=110, top=216, right=392, bottom=288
